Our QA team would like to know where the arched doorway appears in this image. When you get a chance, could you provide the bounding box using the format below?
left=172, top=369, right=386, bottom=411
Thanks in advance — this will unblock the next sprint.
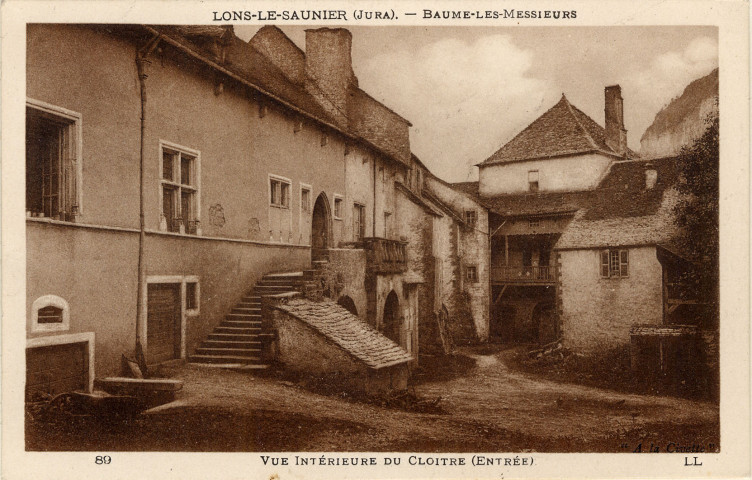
left=311, top=192, right=331, bottom=261
left=337, top=295, right=358, bottom=316
left=382, top=291, right=401, bottom=345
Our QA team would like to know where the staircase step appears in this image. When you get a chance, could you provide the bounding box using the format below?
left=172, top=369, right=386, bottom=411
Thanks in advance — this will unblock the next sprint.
left=264, top=272, right=304, bottom=279
left=203, top=340, right=261, bottom=348
left=190, top=354, right=261, bottom=364
left=231, top=307, right=261, bottom=313
left=227, top=313, right=261, bottom=319
left=242, top=296, right=262, bottom=302
left=221, top=321, right=262, bottom=328
left=215, top=326, right=261, bottom=334
left=208, top=333, right=259, bottom=340
left=195, top=347, right=261, bottom=356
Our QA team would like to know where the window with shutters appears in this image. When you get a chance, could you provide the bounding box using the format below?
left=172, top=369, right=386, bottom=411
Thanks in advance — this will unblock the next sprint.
left=600, top=249, right=629, bottom=278
left=161, top=142, right=200, bottom=234
left=31, top=295, right=71, bottom=333
left=26, top=100, right=82, bottom=221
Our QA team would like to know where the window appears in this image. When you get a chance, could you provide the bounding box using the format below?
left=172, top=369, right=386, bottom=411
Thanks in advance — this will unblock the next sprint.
left=466, top=265, right=479, bottom=283
left=31, top=294, right=71, bottom=333
left=353, top=203, right=366, bottom=241
left=528, top=170, right=539, bottom=192
left=186, top=282, right=199, bottom=311
left=26, top=100, right=82, bottom=221
left=465, top=210, right=477, bottom=229
left=384, top=211, right=391, bottom=238
left=300, top=184, right=311, bottom=213
left=529, top=218, right=540, bottom=228
left=161, top=142, right=200, bottom=234
left=601, top=249, right=629, bottom=278
left=269, top=175, right=291, bottom=208
left=334, top=196, right=343, bottom=219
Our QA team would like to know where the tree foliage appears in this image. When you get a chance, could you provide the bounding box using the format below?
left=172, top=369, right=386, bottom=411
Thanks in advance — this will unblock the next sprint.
left=673, top=112, right=719, bottom=309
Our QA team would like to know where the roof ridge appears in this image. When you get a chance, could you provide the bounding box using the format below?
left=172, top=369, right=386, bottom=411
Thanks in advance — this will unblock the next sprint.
left=562, top=95, right=601, bottom=151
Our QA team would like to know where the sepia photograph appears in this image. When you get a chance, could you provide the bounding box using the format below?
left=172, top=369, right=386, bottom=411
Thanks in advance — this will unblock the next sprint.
left=2, top=1, right=749, bottom=478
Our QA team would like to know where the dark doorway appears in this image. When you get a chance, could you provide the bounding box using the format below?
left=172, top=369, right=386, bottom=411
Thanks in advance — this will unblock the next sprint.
left=532, top=302, right=556, bottom=344
left=337, top=295, right=358, bottom=316
left=311, top=192, right=331, bottom=261
left=147, top=283, right=182, bottom=365
left=382, top=290, right=401, bottom=345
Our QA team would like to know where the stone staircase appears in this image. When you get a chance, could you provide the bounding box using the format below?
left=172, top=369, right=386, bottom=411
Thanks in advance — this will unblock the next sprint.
left=189, top=270, right=310, bottom=367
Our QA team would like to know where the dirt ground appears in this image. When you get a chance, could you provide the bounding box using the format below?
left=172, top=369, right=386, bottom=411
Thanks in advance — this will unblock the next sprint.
left=27, top=346, right=719, bottom=452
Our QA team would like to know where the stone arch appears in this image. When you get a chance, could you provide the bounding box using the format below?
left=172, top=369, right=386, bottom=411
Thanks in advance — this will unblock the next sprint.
left=337, top=295, right=358, bottom=316
left=311, top=192, right=332, bottom=260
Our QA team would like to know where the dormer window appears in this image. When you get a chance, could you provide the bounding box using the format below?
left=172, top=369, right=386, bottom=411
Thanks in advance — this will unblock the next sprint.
left=528, top=170, right=539, bottom=192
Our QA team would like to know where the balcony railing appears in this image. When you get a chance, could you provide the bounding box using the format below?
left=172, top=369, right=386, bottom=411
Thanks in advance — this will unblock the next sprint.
left=362, top=237, right=407, bottom=274
left=492, top=265, right=557, bottom=283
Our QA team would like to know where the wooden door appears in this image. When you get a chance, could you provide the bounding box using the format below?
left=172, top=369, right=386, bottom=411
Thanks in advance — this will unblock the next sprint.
left=147, top=283, right=181, bottom=365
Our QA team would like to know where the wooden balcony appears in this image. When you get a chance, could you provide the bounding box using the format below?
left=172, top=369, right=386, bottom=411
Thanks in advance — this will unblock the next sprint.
left=362, top=237, right=407, bottom=274
left=492, top=265, right=557, bottom=284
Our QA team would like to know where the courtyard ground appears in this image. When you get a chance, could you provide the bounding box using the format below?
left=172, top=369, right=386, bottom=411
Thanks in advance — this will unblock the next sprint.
left=26, top=346, right=719, bottom=452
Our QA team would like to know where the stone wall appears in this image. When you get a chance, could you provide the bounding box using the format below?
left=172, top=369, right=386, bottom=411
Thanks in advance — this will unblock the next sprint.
left=558, top=246, right=663, bottom=352
left=268, top=296, right=409, bottom=394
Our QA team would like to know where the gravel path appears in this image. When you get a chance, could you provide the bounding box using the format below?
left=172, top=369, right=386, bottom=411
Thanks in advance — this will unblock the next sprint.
left=27, top=347, right=719, bottom=452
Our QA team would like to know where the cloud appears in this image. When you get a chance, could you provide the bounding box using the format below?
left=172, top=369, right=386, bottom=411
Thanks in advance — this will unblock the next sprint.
left=624, top=36, right=718, bottom=145
left=357, top=35, right=555, bottom=182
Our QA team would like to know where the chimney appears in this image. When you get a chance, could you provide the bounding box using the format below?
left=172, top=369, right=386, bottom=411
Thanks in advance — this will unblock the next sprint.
left=604, top=85, right=628, bottom=156
left=304, top=28, right=357, bottom=125
left=644, top=162, right=658, bottom=189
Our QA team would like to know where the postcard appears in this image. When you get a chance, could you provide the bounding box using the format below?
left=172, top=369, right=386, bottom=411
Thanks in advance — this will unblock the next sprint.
left=1, top=0, right=749, bottom=479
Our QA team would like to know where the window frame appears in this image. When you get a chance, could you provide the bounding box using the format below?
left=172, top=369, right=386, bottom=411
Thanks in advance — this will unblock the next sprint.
left=353, top=202, right=366, bottom=241
left=26, top=98, right=83, bottom=220
left=528, top=169, right=540, bottom=192
left=333, top=194, right=344, bottom=220
left=465, top=265, right=479, bottom=283
left=600, top=249, right=629, bottom=278
left=268, top=174, right=292, bottom=209
left=159, top=141, right=201, bottom=234
left=300, top=183, right=312, bottom=214
left=465, top=210, right=477, bottom=229
left=31, top=294, right=71, bottom=333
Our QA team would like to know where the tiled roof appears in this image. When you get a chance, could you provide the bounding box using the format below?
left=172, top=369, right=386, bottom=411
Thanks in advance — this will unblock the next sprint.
left=276, top=298, right=412, bottom=370
left=149, top=25, right=411, bottom=166
left=479, top=95, right=638, bottom=166
left=458, top=157, right=679, bottom=222
left=555, top=158, right=681, bottom=249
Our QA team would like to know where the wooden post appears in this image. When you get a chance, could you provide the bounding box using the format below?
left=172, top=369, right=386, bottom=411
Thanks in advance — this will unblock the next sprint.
left=504, top=235, right=509, bottom=265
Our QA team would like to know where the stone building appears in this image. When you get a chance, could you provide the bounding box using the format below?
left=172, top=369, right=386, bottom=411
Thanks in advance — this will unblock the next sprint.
left=455, top=86, right=690, bottom=352
left=25, top=24, right=490, bottom=397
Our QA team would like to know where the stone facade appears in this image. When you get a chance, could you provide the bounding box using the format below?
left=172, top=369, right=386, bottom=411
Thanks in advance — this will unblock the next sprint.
left=558, top=247, right=663, bottom=351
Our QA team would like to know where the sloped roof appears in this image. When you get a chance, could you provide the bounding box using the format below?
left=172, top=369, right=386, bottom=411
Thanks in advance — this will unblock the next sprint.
left=480, top=95, right=637, bottom=166
left=145, top=25, right=410, bottom=166
left=555, top=158, right=681, bottom=249
left=275, top=298, right=412, bottom=370
left=457, top=157, right=678, bottom=222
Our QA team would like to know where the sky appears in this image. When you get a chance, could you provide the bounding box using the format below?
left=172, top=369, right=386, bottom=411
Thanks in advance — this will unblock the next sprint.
left=235, top=26, right=718, bottom=183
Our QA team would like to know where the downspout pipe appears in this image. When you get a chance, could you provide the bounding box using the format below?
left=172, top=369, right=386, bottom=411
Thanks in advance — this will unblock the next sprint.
left=135, top=34, right=162, bottom=370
